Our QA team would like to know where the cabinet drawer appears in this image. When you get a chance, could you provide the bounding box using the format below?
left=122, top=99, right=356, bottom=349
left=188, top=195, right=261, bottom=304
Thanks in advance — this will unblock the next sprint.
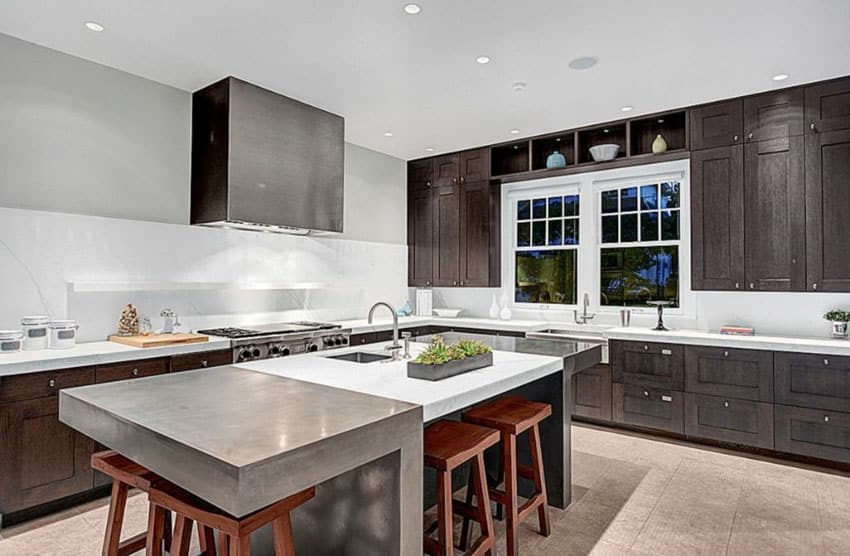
left=684, top=393, right=773, bottom=449
left=775, top=404, right=850, bottom=464
left=171, top=349, right=233, bottom=372
left=95, top=358, right=169, bottom=384
left=351, top=333, right=377, bottom=346
left=774, top=352, right=850, bottom=412
left=685, top=346, right=774, bottom=402
left=572, top=364, right=612, bottom=421
left=0, top=367, right=96, bottom=404
left=613, top=383, right=684, bottom=434
left=611, top=340, right=684, bottom=390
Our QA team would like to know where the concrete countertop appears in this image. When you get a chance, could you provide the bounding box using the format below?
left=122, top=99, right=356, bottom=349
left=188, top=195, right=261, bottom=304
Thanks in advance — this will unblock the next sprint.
left=604, top=326, right=850, bottom=356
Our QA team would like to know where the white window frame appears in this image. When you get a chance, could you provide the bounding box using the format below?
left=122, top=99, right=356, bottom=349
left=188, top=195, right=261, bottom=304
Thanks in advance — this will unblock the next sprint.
left=501, top=159, right=693, bottom=318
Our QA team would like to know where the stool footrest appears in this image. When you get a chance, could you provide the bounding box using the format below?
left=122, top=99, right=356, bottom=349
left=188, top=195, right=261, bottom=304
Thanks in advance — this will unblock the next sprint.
left=517, top=493, right=545, bottom=523
left=517, top=463, right=535, bottom=480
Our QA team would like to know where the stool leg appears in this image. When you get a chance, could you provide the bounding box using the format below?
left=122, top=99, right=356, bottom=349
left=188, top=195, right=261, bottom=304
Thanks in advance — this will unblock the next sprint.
left=162, top=510, right=173, bottom=553
left=530, top=424, right=550, bottom=536
left=102, top=481, right=129, bottom=556
left=171, top=514, right=194, bottom=556
left=458, top=465, right=474, bottom=551
left=503, top=433, right=518, bottom=556
left=272, top=513, right=296, bottom=556
left=198, top=524, right=217, bottom=556
left=437, top=469, right=454, bottom=556
left=474, top=452, right=495, bottom=554
left=218, top=532, right=231, bottom=555
left=144, top=503, right=165, bottom=556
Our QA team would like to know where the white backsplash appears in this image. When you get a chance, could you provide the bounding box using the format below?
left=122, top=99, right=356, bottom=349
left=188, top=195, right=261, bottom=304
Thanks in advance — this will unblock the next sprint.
left=0, top=207, right=408, bottom=342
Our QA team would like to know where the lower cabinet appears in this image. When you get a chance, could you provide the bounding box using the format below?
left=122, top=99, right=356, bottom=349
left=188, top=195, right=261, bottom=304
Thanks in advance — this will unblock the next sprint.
left=775, top=404, right=850, bottom=464
left=612, top=382, right=684, bottom=434
left=684, top=346, right=774, bottom=402
left=774, top=352, right=850, bottom=412
left=572, top=364, right=612, bottom=421
left=684, top=393, right=774, bottom=449
left=171, top=349, right=232, bottom=372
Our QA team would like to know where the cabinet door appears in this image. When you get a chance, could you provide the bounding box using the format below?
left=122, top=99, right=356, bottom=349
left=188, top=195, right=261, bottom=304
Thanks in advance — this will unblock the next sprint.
left=459, top=181, right=492, bottom=287
left=689, top=100, right=743, bottom=150
left=433, top=154, right=460, bottom=188
left=431, top=184, right=461, bottom=286
left=805, top=129, right=850, bottom=292
left=460, top=149, right=490, bottom=184
left=95, top=357, right=169, bottom=384
left=805, top=77, right=850, bottom=134
left=775, top=404, right=850, bottom=464
left=684, top=346, right=774, bottom=402
left=572, top=364, right=613, bottom=421
left=743, top=88, right=804, bottom=142
left=408, top=186, right=434, bottom=287
left=610, top=340, right=685, bottom=390
left=171, top=349, right=233, bottom=372
left=684, top=393, right=774, bottom=449
left=612, top=383, right=684, bottom=434
left=690, top=146, right=745, bottom=290
left=0, top=397, right=94, bottom=514
left=351, top=333, right=377, bottom=346
left=774, top=352, right=850, bottom=413
left=744, top=136, right=805, bottom=291
left=408, top=158, right=434, bottom=190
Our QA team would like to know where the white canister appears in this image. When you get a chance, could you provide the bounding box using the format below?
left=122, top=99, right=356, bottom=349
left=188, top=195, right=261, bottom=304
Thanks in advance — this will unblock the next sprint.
left=48, top=320, right=78, bottom=349
left=0, top=330, right=24, bottom=353
left=21, top=316, right=50, bottom=350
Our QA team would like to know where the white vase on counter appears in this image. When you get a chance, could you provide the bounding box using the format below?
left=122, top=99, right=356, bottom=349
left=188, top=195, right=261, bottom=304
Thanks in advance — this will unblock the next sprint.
left=499, top=291, right=512, bottom=320
left=489, top=294, right=500, bottom=319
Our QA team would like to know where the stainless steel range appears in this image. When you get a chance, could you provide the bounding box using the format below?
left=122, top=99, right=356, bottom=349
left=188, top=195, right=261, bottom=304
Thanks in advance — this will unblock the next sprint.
left=197, top=322, right=351, bottom=363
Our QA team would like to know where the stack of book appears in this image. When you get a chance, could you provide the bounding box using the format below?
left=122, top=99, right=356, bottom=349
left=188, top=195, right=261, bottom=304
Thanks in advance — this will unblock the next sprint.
left=720, top=325, right=755, bottom=336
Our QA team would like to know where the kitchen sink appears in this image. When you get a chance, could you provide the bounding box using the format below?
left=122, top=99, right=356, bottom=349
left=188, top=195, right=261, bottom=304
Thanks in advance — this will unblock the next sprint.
left=325, top=352, right=392, bottom=364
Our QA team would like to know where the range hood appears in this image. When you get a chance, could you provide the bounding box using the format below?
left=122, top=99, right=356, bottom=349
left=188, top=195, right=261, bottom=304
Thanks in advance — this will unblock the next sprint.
left=190, top=77, right=344, bottom=234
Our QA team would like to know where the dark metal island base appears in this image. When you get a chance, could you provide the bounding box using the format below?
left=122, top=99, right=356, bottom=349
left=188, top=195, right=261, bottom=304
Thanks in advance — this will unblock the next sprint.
left=59, top=366, right=424, bottom=555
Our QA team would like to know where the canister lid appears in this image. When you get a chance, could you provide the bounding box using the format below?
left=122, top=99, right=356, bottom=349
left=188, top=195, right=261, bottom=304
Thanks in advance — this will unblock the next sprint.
left=0, top=330, right=23, bottom=340
left=21, top=316, right=50, bottom=326
left=49, top=320, right=78, bottom=329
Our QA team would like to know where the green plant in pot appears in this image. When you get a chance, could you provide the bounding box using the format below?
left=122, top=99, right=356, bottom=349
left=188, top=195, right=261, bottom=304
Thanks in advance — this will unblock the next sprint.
left=824, top=310, right=850, bottom=339
left=414, top=336, right=492, bottom=365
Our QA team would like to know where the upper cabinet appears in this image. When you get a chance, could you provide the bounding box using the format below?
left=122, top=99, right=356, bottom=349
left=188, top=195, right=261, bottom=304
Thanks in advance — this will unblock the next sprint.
left=459, top=149, right=490, bottom=183
left=805, top=77, right=850, bottom=134
left=408, top=158, right=434, bottom=190
left=743, top=88, right=804, bottom=142
left=690, top=100, right=743, bottom=150
left=433, top=154, right=460, bottom=187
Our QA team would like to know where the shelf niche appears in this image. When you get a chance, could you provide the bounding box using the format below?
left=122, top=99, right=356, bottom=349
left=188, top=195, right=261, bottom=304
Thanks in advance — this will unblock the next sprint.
left=629, top=111, right=687, bottom=156
left=531, top=134, right=576, bottom=171
left=577, top=124, right=627, bottom=164
left=490, top=141, right=530, bottom=177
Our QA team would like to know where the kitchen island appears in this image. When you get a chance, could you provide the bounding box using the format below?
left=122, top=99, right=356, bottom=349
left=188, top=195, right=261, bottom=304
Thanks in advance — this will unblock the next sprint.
left=59, top=335, right=600, bottom=554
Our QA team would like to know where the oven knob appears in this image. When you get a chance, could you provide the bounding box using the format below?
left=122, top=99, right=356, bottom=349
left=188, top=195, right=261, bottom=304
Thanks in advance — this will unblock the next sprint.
left=238, top=349, right=252, bottom=361
left=341, top=337, right=349, bottom=345
left=269, top=346, right=281, bottom=357
left=252, top=347, right=261, bottom=358
left=308, top=343, right=319, bottom=353
left=334, top=337, right=342, bottom=345
left=324, top=337, right=333, bottom=346
left=281, top=347, right=291, bottom=356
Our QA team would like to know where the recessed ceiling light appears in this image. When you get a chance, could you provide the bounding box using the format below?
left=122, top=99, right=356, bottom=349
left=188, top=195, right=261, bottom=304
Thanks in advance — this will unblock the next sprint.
left=383, top=131, right=393, bottom=137
left=403, top=3, right=421, bottom=15
left=621, top=106, right=633, bottom=112
left=510, top=129, right=520, bottom=135
left=476, top=56, right=491, bottom=65
left=568, top=56, right=597, bottom=70
left=425, top=147, right=434, bottom=153
left=84, top=21, right=104, bottom=32
left=772, top=73, right=790, bottom=81
left=603, top=128, right=610, bottom=133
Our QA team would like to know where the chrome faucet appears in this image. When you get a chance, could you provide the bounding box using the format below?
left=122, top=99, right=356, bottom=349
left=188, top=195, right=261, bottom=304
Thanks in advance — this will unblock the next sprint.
left=368, top=302, right=402, bottom=360
left=574, top=293, right=595, bottom=325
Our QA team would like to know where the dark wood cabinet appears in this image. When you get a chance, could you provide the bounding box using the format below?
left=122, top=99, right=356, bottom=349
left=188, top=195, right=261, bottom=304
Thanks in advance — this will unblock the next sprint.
left=805, top=77, right=850, bottom=134
left=690, top=145, right=745, bottom=290
left=684, top=346, right=774, bottom=402
left=775, top=404, right=850, bottom=464
left=350, top=332, right=376, bottom=346
left=743, top=135, right=805, bottom=291
left=408, top=186, right=435, bottom=287
left=610, top=340, right=685, bottom=390
left=743, top=88, right=804, bottom=142
left=95, top=357, right=169, bottom=384
left=689, top=100, right=743, bottom=150
left=460, top=149, right=490, bottom=183
left=433, top=154, right=460, bottom=187
left=805, top=128, right=850, bottom=292
left=170, top=349, right=233, bottom=372
left=774, top=352, right=850, bottom=413
left=431, top=184, right=461, bottom=286
left=685, top=393, right=774, bottom=449
left=572, top=364, right=612, bottom=421
left=613, top=382, right=684, bottom=434
left=459, top=180, right=496, bottom=287
left=408, top=158, right=434, bottom=190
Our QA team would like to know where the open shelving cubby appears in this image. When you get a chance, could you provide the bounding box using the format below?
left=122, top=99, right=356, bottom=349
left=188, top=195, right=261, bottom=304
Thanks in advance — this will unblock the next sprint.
left=531, top=133, right=576, bottom=171
left=490, top=140, right=530, bottom=177
left=577, top=124, right=627, bottom=164
left=629, top=110, right=687, bottom=156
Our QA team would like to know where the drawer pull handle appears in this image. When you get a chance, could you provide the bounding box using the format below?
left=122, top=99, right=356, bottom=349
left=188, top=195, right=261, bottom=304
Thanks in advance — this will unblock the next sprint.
left=724, top=351, right=729, bottom=357
left=724, top=401, right=729, bottom=408
left=824, top=359, right=829, bottom=366
left=201, top=360, right=208, bottom=367
left=824, top=415, right=830, bottom=423
left=661, top=349, right=672, bottom=356
left=661, top=395, right=673, bottom=402
left=48, top=379, right=56, bottom=388
left=643, top=390, right=649, bottom=397
left=132, top=368, right=140, bottom=376
left=643, top=345, right=649, bottom=351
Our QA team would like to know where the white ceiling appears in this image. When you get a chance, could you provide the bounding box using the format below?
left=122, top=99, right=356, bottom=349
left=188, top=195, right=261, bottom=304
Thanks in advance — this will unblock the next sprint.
left=1, top=1, right=849, bottom=161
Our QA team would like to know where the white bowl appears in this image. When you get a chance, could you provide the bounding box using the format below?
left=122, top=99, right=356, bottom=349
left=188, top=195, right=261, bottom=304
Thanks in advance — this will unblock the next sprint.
left=433, top=308, right=462, bottom=318
left=589, top=143, right=620, bottom=162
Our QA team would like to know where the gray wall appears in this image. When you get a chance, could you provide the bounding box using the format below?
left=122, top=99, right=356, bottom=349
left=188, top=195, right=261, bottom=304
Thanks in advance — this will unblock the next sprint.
left=0, top=34, right=406, bottom=244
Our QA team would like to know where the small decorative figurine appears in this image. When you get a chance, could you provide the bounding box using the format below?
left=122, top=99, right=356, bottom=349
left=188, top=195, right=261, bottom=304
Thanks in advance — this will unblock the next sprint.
left=118, top=304, right=139, bottom=336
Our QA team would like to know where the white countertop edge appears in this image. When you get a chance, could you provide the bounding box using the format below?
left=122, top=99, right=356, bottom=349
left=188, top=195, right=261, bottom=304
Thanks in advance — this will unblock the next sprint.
left=340, top=316, right=552, bottom=335
left=604, top=327, right=850, bottom=356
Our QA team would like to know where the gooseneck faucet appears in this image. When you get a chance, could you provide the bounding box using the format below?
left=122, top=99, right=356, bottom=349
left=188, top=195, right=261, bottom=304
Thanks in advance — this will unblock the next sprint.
left=368, top=302, right=402, bottom=360
left=573, top=293, right=595, bottom=325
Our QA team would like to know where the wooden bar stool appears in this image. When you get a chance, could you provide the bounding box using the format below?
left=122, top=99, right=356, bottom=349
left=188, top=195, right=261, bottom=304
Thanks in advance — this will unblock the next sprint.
left=423, top=420, right=499, bottom=556
left=146, top=478, right=315, bottom=556
left=462, top=396, right=552, bottom=556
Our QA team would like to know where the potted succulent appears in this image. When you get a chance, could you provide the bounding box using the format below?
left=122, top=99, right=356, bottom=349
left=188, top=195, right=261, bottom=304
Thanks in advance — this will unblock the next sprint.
left=408, top=336, right=493, bottom=381
left=824, top=310, right=850, bottom=339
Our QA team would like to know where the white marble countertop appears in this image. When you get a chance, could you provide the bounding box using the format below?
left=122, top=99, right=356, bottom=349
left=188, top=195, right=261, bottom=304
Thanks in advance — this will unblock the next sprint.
left=604, top=327, right=850, bottom=356
left=0, top=336, right=231, bottom=377
left=339, top=315, right=553, bottom=334
left=236, top=342, right=564, bottom=422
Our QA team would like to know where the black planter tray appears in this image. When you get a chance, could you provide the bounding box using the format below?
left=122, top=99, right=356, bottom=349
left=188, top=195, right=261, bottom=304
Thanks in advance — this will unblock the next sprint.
left=407, top=352, right=493, bottom=381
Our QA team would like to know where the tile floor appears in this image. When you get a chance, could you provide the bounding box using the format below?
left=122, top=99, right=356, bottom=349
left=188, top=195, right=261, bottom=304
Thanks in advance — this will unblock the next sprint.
left=2, top=423, right=849, bottom=555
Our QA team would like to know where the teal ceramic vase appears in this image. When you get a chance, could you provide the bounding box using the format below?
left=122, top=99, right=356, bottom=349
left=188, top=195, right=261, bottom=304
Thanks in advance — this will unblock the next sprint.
left=546, top=150, right=567, bottom=169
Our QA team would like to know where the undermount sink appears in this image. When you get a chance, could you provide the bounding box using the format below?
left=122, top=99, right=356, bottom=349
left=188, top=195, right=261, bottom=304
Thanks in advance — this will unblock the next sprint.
left=325, top=352, right=392, bottom=364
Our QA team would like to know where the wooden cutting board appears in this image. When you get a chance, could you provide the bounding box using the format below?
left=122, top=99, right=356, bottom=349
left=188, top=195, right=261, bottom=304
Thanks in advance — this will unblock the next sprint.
left=108, top=333, right=209, bottom=348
